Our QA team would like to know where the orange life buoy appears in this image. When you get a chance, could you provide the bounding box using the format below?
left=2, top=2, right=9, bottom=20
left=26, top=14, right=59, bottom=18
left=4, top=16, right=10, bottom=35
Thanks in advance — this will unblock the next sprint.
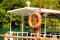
left=28, top=12, right=42, bottom=29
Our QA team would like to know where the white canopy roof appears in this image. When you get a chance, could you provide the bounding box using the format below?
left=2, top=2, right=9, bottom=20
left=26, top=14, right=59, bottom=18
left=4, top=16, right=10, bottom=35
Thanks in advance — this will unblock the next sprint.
left=7, top=7, right=60, bottom=16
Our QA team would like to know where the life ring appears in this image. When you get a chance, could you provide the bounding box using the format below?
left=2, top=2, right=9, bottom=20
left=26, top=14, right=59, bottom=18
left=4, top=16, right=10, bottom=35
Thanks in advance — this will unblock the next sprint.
left=28, top=12, right=42, bottom=29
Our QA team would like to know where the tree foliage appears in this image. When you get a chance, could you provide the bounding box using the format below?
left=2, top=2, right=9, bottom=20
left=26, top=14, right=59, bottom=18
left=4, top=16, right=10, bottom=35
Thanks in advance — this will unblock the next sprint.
left=42, top=0, right=60, bottom=10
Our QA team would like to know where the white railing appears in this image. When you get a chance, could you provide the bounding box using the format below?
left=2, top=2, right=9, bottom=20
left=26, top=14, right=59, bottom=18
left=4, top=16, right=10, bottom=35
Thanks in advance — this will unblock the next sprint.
left=30, top=33, right=60, bottom=38
left=6, top=31, right=28, bottom=40
left=6, top=31, right=60, bottom=40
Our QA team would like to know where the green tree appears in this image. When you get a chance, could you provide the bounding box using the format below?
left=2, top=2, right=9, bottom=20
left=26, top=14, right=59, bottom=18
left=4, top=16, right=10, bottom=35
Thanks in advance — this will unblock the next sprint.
left=30, top=0, right=40, bottom=7
left=42, top=0, right=60, bottom=10
left=0, top=8, right=10, bottom=28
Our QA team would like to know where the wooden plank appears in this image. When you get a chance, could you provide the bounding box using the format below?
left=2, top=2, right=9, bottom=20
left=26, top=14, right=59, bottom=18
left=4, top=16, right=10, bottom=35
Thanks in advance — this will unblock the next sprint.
left=0, top=34, right=59, bottom=40
left=0, top=34, right=42, bottom=39
left=4, top=33, right=8, bottom=40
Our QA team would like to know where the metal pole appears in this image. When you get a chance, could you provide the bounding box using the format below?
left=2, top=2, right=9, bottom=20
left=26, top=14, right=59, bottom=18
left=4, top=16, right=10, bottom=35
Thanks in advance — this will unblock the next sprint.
left=10, top=13, right=12, bottom=33
left=21, top=15, right=24, bottom=40
left=44, top=14, right=47, bottom=37
left=10, top=13, right=12, bottom=40
left=59, top=24, right=60, bottom=36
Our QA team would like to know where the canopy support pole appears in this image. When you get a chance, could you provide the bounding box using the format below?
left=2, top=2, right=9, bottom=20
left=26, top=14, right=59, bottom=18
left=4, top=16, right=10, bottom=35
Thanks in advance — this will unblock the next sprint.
left=44, top=13, right=47, bottom=37
left=21, top=15, right=24, bottom=40
left=10, top=13, right=12, bottom=34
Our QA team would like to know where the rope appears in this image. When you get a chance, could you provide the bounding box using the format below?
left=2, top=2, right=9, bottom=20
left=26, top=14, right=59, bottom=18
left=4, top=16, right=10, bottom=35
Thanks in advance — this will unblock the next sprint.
left=37, top=0, right=42, bottom=37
